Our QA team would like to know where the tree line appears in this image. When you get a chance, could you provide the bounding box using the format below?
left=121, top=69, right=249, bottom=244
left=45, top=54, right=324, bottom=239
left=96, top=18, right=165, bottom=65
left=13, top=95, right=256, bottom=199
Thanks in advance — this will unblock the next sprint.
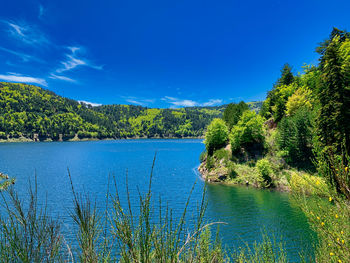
left=0, top=82, right=234, bottom=140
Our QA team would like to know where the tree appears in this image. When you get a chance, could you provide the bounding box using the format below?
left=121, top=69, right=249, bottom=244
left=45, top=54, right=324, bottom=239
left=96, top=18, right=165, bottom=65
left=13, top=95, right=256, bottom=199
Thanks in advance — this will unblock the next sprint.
left=222, top=101, right=249, bottom=129
left=285, top=87, right=313, bottom=116
left=317, top=35, right=350, bottom=153
left=315, top=30, right=350, bottom=195
left=277, top=107, right=315, bottom=168
left=261, top=64, right=295, bottom=122
left=277, top=63, right=294, bottom=86
left=204, top=118, right=229, bottom=155
left=230, top=110, right=265, bottom=152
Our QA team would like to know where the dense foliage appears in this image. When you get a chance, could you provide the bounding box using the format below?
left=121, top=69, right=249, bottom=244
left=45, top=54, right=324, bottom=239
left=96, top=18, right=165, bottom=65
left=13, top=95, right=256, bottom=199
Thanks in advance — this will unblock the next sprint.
left=222, top=101, right=249, bottom=129
left=200, top=28, right=350, bottom=262
left=204, top=118, right=228, bottom=155
left=0, top=82, right=229, bottom=140
left=229, top=110, right=265, bottom=153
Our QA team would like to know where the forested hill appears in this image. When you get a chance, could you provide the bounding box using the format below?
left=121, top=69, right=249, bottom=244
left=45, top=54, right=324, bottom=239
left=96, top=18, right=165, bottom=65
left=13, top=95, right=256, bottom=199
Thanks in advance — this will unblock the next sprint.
left=0, top=82, right=260, bottom=141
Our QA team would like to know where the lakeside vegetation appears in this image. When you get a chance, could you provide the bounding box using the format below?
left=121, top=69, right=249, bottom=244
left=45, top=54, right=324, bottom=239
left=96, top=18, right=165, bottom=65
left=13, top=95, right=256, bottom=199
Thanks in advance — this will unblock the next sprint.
left=200, top=28, right=350, bottom=262
left=0, top=82, right=261, bottom=141
left=0, top=27, right=349, bottom=262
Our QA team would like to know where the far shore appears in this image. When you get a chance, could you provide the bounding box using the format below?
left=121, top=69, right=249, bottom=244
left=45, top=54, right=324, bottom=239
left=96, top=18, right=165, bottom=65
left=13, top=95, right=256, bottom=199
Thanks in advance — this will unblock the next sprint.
left=0, top=136, right=205, bottom=143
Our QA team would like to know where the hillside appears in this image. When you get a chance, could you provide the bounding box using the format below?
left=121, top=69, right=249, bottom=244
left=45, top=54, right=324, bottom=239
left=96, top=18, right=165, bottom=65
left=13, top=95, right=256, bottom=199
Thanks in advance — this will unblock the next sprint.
left=1, top=82, right=258, bottom=141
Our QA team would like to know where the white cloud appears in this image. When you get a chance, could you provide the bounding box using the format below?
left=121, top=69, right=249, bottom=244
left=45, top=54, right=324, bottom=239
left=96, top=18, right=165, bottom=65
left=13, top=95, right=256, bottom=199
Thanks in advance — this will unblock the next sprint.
left=49, top=73, right=76, bottom=83
left=3, top=20, right=49, bottom=46
left=78, top=100, right=102, bottom=107
left=0, top=73, right=47, bottom=86
left=201, top=99, right=223, bottom=106
left=163, top=96, right=223, bottom=107
left=126, top=99, right=147, bottom=106
left=56, top=46, right=103, bottom=73
left=123, top=96, right=155, bottom=106
left=0, top=46, right=43, bottom=63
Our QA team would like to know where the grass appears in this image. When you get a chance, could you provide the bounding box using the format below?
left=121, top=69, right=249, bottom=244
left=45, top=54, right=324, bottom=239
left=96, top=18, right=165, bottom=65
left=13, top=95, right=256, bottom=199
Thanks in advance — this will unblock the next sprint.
left=0, top=157, right=296, bottom=262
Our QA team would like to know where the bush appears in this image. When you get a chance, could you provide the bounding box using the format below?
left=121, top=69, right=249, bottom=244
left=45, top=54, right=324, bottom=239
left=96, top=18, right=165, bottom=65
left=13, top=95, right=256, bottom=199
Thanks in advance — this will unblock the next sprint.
left=226, top=161, right=237, bottom=179
left=256, top=159, right=273, bottom=188
left=0, top=131, right=6, bottom=139
left=289, top=172, right=328, bottom=196
left=213, top=148, right=229, bottom=161
left=204, top=118, right=228, bottom=155
left=223, top=101, right=249, bottom=129
left=229, top=110, right=265, bottom=152
left=206, top=155, right=215, bottom=171
left=199, top=151, right=207, bottom=163
left=277, top=107, right=315, bottom=169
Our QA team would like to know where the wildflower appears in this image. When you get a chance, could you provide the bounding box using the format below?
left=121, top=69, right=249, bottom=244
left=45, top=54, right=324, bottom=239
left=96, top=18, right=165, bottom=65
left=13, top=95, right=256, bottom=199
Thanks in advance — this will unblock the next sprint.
left=337, top=238, right=340, bottom=242
left=330, top=252, right=334, bottom=256
left=342, top=240, right=345, bottom=244
left=335, top=214, right=339, bottom=219
left=329, top=197, right=333, bottom=202
left=345, top=167, right=348, bottom=173
left=317, top=216, right=320, bottom=220
left=316, top=180, right=320, bottom=186
left=321, top=222, right=325, bottom=226
left=341, top=231, right=344, bottom=235
left=338, top=260, right=342, bottom=263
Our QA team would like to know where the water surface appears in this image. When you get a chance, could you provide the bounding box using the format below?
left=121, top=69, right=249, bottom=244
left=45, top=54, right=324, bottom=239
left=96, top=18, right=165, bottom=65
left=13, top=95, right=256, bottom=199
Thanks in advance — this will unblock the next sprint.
left=0, top=139, right=315, bottom=261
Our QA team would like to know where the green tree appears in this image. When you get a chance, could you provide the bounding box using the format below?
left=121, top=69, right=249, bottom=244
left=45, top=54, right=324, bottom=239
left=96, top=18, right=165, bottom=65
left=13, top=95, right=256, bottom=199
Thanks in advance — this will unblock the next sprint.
left=285, top=87, right=313, bottom=116
left=222, top=101, right=249, bottom=129
left=230, top=110, right=265, bottom=152
left=261, top=64, right=295, bottom=122
left=277, top=63, right=294, bottom=86
left=204, top=118, right=229, bottom=155
left=277, top=107, right=315, bottom=168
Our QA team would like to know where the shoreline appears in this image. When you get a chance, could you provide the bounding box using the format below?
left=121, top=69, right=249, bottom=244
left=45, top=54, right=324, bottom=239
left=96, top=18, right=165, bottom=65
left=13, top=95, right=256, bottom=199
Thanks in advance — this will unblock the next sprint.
left=197, top=157, right=291, bottom=192
left=0, top=136, right=205, bottom=143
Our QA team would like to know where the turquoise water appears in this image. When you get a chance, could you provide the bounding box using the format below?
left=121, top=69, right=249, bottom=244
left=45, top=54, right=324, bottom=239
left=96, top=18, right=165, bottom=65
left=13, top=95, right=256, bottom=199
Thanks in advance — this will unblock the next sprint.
left=0, top=139, right=315, bottom=261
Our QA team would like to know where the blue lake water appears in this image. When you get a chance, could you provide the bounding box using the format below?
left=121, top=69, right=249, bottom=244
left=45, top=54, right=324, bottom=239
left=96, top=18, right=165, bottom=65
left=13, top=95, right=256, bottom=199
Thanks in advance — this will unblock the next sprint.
left=0, top=139, right=315, bottom=261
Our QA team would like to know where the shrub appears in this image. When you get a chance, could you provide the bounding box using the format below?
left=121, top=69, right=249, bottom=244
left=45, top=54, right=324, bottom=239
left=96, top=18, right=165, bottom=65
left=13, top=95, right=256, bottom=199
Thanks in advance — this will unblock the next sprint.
left=213, top=148, right=229, bottom=161
left=289, top=172, right=328, bottom=196
left=206, top=155, right=215, bottom=171
left=277, top=107, right=315, bottom=169
left=226, top=161, right=237, bottom=179
left=256, top=159, right=273, bottom=188
left=0, top=131, right=6, bottom=139
left=204, top=118, right=228, bottom=155
left=199, top=150, right=207, bottom=163
left=223, top=101, right=249, bottom=129
left=229, top=110, right=265, bottom=153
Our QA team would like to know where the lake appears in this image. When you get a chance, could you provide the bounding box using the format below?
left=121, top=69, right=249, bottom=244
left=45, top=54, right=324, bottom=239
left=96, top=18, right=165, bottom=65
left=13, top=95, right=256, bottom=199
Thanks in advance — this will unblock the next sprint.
left=0, top=139, right=315, bottom=261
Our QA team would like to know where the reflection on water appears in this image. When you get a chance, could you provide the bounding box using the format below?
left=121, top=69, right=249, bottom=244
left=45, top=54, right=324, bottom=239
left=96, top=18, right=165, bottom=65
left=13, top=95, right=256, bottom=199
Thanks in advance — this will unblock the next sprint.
left=0, top=139, right=315, bottom=261
left=205, top=184, right=316, bottom=261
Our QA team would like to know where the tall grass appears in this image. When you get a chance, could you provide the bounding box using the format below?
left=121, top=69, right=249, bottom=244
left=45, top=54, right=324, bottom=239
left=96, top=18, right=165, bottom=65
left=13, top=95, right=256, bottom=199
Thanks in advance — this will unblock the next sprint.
left=0, top=158, right=290, bottom=262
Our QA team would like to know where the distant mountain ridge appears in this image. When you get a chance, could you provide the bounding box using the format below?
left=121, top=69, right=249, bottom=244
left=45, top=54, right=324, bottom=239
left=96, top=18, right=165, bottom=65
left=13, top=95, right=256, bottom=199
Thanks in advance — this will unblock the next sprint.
left=0, top=82, right=261, bottom=141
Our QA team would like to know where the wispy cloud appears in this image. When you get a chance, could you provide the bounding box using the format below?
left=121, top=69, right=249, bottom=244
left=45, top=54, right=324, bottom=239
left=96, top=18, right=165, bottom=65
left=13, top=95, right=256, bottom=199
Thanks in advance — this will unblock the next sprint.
left=0, top=72, right=47, bottom=86
left=202, top=99, right=223, bottom=106
left=0, top=46, right=43, bottom=63
left=78, top=100, right=102, bottom=107
left=163, top=96, right=197, bottom=107
left=122, top=96, right=155, bottom=106
left=38, top=5, right=45, bottom=19
left=3, top=20, right=49, bottom=46
left=162, top=96, right=223, bottom=107
left=49, top=73, right=76, bottom=83
left=56, top=46, right=103, bottom=73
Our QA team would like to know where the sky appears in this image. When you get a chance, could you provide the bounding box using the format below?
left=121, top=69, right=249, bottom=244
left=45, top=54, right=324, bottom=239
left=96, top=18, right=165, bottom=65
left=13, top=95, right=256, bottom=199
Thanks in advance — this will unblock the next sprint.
left=0, top=0, right=350, bottom=108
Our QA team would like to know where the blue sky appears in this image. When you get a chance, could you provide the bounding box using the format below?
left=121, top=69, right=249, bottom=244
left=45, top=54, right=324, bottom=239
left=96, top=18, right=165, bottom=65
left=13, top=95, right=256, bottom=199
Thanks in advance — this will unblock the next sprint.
left=0, top=0, right=350, bottom=108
